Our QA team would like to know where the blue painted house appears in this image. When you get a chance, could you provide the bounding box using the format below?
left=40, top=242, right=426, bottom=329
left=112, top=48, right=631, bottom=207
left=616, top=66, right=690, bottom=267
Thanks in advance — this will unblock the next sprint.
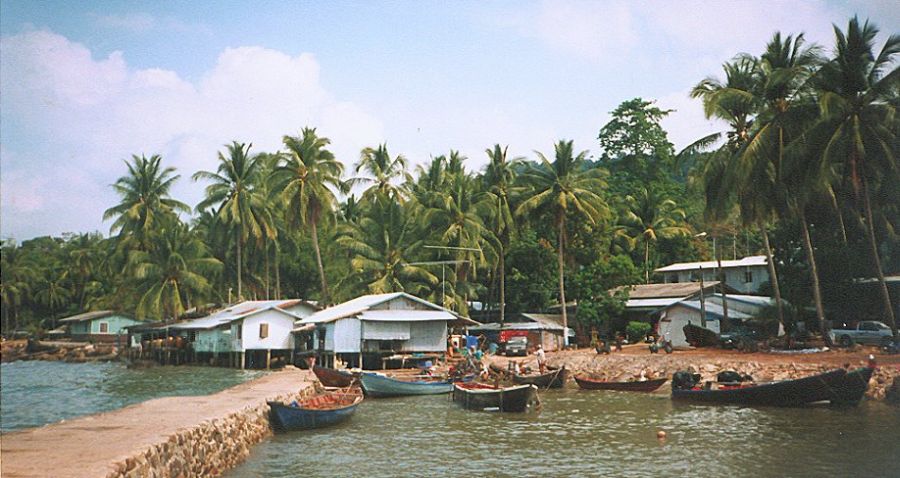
left=58, top=310, right=143, bottom=343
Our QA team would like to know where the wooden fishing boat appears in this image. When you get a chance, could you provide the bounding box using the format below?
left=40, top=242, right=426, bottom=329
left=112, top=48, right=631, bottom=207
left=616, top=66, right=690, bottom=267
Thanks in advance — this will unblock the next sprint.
left=452, top=382, right=538, bottom=412
left=313, top=365, right=356, bottom=388
left=829, top=367, right=875, bottom=406
left=574, top=375, right=668, bottom=392
left=512, top=366, right=567, bottom=389
left=671, top=368, right=851, bottom=406
left=267, top=388, right=363, bottom=431
left=683, top=323, right=719, bottom=347
left=359, top=372, right=454, bottom=397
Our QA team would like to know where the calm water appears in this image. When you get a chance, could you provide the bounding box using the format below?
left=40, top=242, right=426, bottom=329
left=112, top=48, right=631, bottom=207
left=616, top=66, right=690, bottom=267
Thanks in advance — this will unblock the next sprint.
left=227, top=388, right=900, bottom=478
left=0, top=361, right=263, bottom=432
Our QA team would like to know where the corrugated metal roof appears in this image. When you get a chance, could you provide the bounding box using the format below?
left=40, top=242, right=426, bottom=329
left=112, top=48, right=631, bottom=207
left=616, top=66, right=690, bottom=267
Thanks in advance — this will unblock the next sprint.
left=625, top=298, right=682, bottom=308
left=58, top=310, right=121, bottom=323
left=170, top=301, right=305, bottom=330
left=520, top=313, right=564, bottom=328
left=614, top=281, right=722, bottom=299
left=709, top=294, right=775, bottom=306
left=654, top=255, right=767, bottom=273
left=303, top=292, right=459, bottom=324
left=674, top=300, right=753, bottom=320
left=358, top=310, right=456, bottom=322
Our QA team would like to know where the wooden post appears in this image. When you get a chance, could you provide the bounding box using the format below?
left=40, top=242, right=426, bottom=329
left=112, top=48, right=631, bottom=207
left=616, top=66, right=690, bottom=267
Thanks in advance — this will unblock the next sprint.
left=266, top=349, right=271, bottom=370
left=240, top=351, right=245, bottom=370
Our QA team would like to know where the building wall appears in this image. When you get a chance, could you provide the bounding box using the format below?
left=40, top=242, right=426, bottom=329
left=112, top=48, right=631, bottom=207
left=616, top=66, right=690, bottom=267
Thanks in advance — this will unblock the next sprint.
left=282, top=303, right=317, bottom=319
left=658, top=304, right=721, bottom=348
left=89, top=315, right=142, bottom=334
left=403, top=321, right=447, bottom=352
left=669, top=266, right=768, bottom=294
left=193, top=328, right=232, bottom=353
left=239, top=310, right=295, bottom=351
left=334, top=318, right=361, bottom=353
left=70, top=322, right=90, bottom=335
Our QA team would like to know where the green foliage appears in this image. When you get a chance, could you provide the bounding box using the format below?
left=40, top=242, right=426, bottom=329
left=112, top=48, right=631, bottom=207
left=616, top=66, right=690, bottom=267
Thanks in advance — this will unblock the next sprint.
left=598, top=98, right=676, bottom=185
left=571, top=255, right=640, bottom=333
left=625, top=321, right=652, bottom=343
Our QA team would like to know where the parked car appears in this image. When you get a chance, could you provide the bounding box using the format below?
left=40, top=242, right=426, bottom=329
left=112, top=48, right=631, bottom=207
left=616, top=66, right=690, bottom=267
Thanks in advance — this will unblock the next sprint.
left=828, top=321, right=894, bottom=347
left=505, top=336, right=528, bottom=356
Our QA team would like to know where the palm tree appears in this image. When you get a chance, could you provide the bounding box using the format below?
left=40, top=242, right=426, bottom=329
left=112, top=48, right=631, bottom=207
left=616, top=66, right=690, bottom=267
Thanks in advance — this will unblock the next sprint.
left=621, top=187, right=691, bottom=283
left=336, top=197, right=438, bottom=295
left=352, top=144, right=410, bottom=202
left=103, top=154, right=190, bottom=249
left=129, top=224, right=222, bottom=321
left=0, top=243, right=35, bottom=332
left=483, top=144, right=523, bottom=324
left=807, top=16, right=899, bottom=336
left=33, top=269, right=71, bottom=329
left=193, top=142, right=275, bottom=302
left=517, top=140, right=610, bottom=345
left=271, top=127, right=345, bottom=305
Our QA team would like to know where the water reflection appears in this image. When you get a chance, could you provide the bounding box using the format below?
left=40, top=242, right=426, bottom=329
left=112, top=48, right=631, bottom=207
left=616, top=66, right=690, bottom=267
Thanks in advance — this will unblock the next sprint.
left=1, top=361, right=263, bottom=431
left=227, top=388, right=900, bottom=478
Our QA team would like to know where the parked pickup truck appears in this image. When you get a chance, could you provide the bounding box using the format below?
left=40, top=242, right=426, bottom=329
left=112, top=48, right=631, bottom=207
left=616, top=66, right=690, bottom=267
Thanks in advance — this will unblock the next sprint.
left=828, top=321, right=894, bottom=347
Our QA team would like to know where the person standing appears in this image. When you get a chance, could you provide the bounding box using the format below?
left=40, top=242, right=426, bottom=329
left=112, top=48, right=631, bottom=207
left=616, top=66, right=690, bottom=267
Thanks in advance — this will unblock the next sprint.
left=535, top=345, right=546, bottom=374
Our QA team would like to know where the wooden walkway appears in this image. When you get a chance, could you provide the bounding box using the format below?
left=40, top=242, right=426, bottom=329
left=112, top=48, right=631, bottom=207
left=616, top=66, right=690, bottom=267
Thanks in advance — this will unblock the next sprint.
left=0, top=368, right=315, bottom=478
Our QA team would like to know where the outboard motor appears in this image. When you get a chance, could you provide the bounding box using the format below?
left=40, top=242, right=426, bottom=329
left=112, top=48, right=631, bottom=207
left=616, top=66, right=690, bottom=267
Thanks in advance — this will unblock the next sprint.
left=716, top=370, right=743, bottom=383
left=672, top=371, right=700, bottom=390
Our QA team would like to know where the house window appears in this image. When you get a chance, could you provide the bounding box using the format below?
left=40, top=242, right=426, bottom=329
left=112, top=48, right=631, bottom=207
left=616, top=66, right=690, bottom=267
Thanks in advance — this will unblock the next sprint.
left=744, top=268, right=753, bottom=283
left=259, top=323, right=269, bottom=339
left=99, top=322, right=109, bottom=333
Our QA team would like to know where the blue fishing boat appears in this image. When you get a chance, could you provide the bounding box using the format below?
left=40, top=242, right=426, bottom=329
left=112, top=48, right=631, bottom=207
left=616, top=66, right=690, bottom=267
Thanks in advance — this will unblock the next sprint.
left=359, top=372, right=454, bottom=397
left=268, top=388, right=363, bottom=431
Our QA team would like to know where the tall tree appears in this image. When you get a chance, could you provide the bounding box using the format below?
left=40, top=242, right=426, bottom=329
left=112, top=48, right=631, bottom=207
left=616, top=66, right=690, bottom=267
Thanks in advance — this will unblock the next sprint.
left=103, top=154, right=190, bottom=250
left=352, top=144, right=410, bottom=202
left=517, top=140, right=610, bottom=346
left=0, top=243, right=35, bottom=332
left=621, top=187, right=691, bottom=283
left=129, top=224, right=222, bottom=321
left=272, top=127, right=345, bottom=305
left=483, top=144, right=523, bottom=324
left=193, top=141, right=275, bottom=302
left=808, top=16, right=899, bottom=336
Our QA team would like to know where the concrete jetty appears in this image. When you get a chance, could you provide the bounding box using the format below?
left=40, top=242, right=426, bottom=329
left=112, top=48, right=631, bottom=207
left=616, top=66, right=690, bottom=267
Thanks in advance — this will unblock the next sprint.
left=1, top=367, right=317, bottom=477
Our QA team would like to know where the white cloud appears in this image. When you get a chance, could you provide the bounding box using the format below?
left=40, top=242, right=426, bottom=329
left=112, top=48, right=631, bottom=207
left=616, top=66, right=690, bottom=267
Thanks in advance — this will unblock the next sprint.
left=0, top=30, right=383, bottom=239
left=656, top=89, right=719, bottom=152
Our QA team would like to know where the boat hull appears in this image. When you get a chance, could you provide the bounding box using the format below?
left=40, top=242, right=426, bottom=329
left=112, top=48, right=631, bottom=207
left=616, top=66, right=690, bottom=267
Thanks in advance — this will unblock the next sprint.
left=830, top=367, right=874, bottom=406
left=574, top=376, right=668, bottom=392
left=683, top=323, right=719, bottom=347
left=512, top=366, right=567, bottom=389
left=360, top=372, right=453, bottom=397
left=671, top=368, right=849, bottom=406
left=267, top=391, right=363, bottom=431
left=313, top=365, right=356, bottom=388
left=452, top=383, right=537, bottom=412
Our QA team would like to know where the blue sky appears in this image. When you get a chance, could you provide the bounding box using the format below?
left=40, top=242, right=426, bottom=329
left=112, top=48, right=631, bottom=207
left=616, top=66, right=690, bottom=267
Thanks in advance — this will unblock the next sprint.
left=1, top=0, right=897, bottom=240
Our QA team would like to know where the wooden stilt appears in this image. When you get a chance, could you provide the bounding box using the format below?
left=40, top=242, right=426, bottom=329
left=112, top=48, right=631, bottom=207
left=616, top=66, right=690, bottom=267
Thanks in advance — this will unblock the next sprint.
left=240, top=351, right=245, bottom=370
left=266, top=349, right=271, bottom=370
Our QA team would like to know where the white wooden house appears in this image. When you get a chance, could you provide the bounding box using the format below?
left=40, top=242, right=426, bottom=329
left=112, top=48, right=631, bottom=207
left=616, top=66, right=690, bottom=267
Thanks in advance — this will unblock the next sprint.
left=300, top=292, right=470, bottom=369
left=654, top=256, right=770, bottom=293
left=657, top=294, right=781, bottom=348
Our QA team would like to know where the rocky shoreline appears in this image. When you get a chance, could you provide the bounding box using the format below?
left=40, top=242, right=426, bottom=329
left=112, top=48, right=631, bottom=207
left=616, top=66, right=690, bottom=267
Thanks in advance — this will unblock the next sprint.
left=1, top=339, right=120, bottom=363
left=495, top=349, right=900, bottom=403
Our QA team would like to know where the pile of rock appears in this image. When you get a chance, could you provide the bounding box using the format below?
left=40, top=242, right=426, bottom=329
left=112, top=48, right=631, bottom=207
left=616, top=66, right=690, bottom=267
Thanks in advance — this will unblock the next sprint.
left=106, top=385, right=317, bottom=478
left=10, top=341, right=120, bottom=363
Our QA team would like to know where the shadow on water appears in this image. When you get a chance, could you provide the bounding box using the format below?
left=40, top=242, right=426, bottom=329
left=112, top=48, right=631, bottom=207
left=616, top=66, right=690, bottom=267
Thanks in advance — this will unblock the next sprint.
left=1, top=361, right=264, bottom=431
left=227, top=387, right=900, bottom=478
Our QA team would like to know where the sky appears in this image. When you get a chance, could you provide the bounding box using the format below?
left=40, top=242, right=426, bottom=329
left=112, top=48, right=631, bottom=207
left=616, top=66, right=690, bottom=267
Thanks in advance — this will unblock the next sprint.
left=1, top=0, right=897, bottom=241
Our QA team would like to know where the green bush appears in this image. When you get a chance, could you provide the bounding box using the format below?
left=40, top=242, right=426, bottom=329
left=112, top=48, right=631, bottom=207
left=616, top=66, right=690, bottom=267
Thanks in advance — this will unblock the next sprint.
left=626, top=321, right=652, bottom=343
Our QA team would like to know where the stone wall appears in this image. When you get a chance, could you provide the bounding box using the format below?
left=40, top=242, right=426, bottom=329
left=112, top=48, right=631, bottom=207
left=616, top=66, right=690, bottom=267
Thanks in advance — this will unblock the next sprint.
left=105, top=385, right=319, bottom=478
left=546, top=353, right=900, bottom=402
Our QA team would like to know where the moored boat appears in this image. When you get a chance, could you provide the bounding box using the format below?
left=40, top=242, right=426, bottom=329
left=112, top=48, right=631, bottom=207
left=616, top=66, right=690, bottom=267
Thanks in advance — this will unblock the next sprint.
left=671, top=368, right=850, bottom=406
left=512, top=366, right=567, bottom=389
left=683, top=323, right=719, bottom=347
left=268, top=388, right=363, bottom=431
left=829, top=367, right=875, bottom=406
left=313, top=365, right=357, bottom=388
left=574, top=375, right=668, bottom=392
left=359, top=372, right=454, bottom=397
left=452, top=382, right=538, bottom=412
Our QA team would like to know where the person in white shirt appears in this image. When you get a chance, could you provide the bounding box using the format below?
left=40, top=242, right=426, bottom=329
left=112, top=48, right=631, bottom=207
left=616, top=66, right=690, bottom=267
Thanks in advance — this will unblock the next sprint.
left=535, top=345, right=546, bottom=374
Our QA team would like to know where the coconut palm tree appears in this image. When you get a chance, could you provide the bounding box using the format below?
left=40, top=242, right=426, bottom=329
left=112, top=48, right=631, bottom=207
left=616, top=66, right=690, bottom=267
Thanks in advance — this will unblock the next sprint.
left=806, top=16, right=899, bottom=336
left=621, top=187, right=691, bottom=283
left=336, top=197, right=437, bottom=295
left=33, top=268, right=71, bottom=329
left=103, top=154, right=190, bottom=250
left=352, top=144, right=411, bottom=202
left=483, top=144, right=523, bottom=324
left=517, top=140, right=610, bottom=345
left=129, top=224, right=222, bottom=321
left=1, top=243, right=36, bottom=332
left=193, top=142, right=276, bottom=302
left=271, top=127, right=345, bottom=305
